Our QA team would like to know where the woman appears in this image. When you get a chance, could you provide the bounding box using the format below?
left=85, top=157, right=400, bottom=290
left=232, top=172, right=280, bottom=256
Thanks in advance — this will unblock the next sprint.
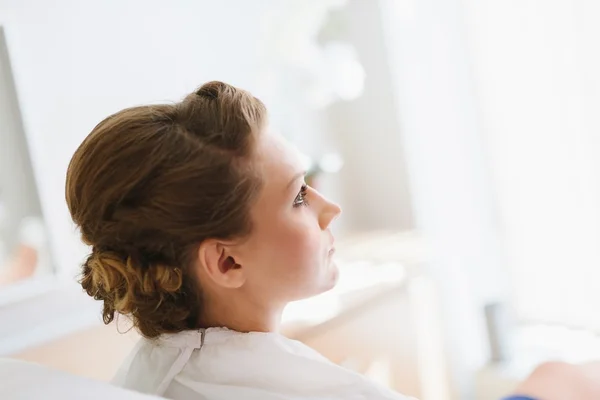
left=66, top=80, right=588, bottom=400
left=66, top=81, right=414, bottom=399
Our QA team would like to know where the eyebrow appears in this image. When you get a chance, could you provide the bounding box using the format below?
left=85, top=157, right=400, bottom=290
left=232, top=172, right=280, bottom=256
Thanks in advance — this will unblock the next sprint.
left=286, top=171, right=306, bottom=191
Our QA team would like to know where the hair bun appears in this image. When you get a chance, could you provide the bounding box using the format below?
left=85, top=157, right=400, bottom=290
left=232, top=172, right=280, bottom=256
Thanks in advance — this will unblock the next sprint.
left=80, top=248, right=184, bottom=329
left=195, top=81, right=227, bottom=99
left=81, top=249, right=132, bottom=318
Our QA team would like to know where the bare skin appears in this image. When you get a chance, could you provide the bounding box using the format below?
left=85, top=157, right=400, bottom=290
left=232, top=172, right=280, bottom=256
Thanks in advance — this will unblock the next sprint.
left=511, top=361, right=600, bottom=400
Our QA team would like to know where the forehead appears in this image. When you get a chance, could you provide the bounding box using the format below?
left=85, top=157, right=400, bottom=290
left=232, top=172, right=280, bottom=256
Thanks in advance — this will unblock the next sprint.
left=253, top=132, right=304, bottom=182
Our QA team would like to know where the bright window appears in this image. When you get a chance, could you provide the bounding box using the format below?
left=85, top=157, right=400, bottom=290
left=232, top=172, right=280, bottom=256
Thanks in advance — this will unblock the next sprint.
left=463, top=0, right=600, bottom=331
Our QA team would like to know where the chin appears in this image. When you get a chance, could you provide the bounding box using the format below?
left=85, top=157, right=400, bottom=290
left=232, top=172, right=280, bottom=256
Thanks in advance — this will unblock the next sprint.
left=322, top=260, right=340, bottom=293
left=292, top=260, right=340, bottom=301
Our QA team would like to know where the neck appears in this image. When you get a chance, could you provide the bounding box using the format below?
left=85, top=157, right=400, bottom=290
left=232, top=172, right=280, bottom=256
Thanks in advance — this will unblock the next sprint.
left=200, top=292, right=285, bottom=333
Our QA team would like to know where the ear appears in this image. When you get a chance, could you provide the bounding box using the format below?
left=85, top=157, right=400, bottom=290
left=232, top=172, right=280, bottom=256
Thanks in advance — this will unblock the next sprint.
left=198, top=239, right=246, bottom=289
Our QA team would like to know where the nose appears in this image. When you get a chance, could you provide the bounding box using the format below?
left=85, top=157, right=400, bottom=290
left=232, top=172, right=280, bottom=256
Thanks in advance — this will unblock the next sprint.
left=316, top=191, right=342, bottom=230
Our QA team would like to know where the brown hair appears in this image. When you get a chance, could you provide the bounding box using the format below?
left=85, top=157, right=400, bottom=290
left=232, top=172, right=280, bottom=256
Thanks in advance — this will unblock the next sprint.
left=66, top=81, right=266, bottom=338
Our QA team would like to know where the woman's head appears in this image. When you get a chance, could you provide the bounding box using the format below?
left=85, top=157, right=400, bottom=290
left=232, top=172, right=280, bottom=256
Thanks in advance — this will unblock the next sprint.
left=66, top=81, right=341, bottom=337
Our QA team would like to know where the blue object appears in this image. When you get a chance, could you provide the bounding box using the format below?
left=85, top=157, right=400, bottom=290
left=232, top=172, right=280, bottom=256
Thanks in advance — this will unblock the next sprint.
left=501, top=396, right=538, bottom=400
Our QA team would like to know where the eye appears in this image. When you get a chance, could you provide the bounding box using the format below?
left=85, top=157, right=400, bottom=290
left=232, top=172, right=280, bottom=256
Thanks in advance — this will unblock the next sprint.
left=293, top=184, right=309, bottom=208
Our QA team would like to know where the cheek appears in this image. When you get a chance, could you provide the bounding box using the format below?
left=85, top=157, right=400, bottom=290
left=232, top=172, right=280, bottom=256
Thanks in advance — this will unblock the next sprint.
left=244, top=211, right=332, bottom=301
left=263, top=215, right=323, bottom=278
left=276, top=220, right=338, bottom=298
left=277, top=219, right=321, bottom=263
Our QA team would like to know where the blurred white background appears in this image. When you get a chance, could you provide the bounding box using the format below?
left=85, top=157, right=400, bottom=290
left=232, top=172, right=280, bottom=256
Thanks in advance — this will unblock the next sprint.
left=2, top=0, right=600, bottom=399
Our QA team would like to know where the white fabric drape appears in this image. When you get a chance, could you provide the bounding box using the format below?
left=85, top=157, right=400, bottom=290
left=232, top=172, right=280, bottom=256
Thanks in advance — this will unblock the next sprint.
left=463, top=0, right=600, bottom=330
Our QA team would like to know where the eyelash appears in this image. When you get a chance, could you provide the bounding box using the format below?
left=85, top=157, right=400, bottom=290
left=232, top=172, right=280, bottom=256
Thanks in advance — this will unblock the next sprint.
left=293, top=184, right=309, bottom=208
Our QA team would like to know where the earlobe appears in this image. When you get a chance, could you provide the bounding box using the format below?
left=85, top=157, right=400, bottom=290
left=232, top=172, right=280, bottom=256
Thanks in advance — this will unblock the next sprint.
left=198, top=240, right=245, bottom=289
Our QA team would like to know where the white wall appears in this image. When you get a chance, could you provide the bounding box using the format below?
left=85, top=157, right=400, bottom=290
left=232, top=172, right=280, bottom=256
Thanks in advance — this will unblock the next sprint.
left=1, top=0, right=417, bottom=279
left=379, top=0, right=510, bottom=398
left=0, top=0, right=278, bottom=276
left=324, top=0, right=415, bottom=231
left=462, top=0, right=600, bottom=330
left=0, top=27, right=43, bottom=258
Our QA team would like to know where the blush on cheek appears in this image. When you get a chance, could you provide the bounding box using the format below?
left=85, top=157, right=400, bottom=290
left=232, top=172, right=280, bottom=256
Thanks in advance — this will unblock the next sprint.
left=285, top=227, right=320, bottom=265
left=259, top=216, right=329, bottom=299
left=276, top=219, right=317, bottom=255
left=294, top=228, right=323, bottom=265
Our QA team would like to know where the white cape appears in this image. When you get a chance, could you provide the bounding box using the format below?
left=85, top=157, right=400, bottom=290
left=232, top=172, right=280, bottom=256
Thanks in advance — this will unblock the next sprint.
left=112, top=328, right=415, bottom=400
